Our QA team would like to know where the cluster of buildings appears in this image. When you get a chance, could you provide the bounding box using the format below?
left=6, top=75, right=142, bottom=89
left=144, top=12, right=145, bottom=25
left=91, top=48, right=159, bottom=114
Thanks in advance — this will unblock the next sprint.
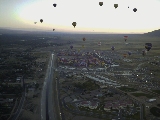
left=74, top=99, right=133, bottom=111
left=104, top=100, right=133, bottom=111
left=76, top=101, right=99, bottom=109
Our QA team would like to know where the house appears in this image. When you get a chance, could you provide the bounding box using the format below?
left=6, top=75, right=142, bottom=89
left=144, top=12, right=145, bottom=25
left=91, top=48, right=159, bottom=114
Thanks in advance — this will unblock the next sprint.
left=112, top=104, right=119, bottom=110
left=80, top=101, right=90, bottom=107
left=119, top=102, right=127, bottom=108
left=104, top=103, right=112, bottom=111
left=89, top=102, right=99, bottom=109
left=126, top=100, right=133, bottom=106
left=16, top=77, right=22, bottom=83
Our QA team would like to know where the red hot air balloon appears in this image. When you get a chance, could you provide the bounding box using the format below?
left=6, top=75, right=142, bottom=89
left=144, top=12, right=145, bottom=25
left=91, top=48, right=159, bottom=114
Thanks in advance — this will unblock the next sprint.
left=124, top=36, right=128, bottom=42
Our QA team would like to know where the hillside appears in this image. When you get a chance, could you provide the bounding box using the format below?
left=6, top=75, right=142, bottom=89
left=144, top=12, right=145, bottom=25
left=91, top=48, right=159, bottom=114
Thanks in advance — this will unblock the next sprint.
left=143, top=29, right=160, bottom=37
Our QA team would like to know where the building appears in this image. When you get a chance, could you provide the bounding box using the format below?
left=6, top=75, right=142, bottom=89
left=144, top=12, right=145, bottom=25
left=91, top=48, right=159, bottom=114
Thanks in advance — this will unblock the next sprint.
left=89, top=102, right=99, bottom=109
left=104, top=103, right=112, bottom=111
left=80, top=101, right=90, bottom=107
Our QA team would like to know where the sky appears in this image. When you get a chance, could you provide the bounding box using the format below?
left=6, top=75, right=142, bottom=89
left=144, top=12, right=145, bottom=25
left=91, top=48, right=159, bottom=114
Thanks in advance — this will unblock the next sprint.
left=0, top=0, right=160, bottom=34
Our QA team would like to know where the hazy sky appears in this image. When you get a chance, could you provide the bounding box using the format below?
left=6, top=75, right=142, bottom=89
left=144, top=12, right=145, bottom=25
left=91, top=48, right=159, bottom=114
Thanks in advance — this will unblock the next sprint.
left=0, top=0, right=160, bottom=33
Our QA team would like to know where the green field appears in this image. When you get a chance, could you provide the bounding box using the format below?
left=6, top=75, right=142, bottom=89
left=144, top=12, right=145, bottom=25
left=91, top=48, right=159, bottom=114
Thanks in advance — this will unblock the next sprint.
left=152, top=90, right=160, bottom=94
left=150, top=107, right=160, bottom=117
left=131, top=93, right=154, bottom=98
left=119, top=87, right=138, bottom=92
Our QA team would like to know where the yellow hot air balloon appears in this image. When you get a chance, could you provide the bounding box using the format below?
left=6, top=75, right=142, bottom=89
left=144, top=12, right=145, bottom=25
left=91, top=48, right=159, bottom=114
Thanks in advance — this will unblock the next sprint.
left=72, top=22, right=76, bottom=28
left=99, top=2, right=103, bottom=6
left=114, top=4, right=118, bottom=9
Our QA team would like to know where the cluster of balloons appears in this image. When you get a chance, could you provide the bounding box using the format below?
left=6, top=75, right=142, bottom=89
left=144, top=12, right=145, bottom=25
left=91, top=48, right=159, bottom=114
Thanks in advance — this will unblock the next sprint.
left=35, top=2, right=137, bottom=30
left=99, top=2, right=137, bottom=12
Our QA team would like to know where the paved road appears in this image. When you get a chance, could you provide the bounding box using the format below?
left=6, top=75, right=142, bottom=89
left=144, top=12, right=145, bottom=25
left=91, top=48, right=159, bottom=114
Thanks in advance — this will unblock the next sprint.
left=41, top=53, right=55, bottom=120
left=41, top=53, right=61, bottom=120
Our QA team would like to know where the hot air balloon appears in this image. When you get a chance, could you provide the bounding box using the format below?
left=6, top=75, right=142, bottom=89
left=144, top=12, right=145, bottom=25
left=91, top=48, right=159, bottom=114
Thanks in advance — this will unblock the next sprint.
left=124, top=36, right=128, bottom=42
left=142, top=50, right=147, bottom=56
left=82, top=37, right=86, bottom=41
left=34, top=22, right=37, bottom=24
left=53, top=3, right=57, bottom=7
left=114, top=4, right=118, bottom=9
left=40, top=19, right=43, bottom=23
left=128, top=51, right=131, bottom=55
left=145, top=43, right=152, bottom=51
left=70, top=45, right=73, bottom=49
left=123, top=54, right=127, bottom=58
left=53, top=29, right=55, bottom=31
left=111, top=46, right=115, bottom=50
left=72, top=22, right=76, bottom=28
left=99, top=2, right=103, bottom=6
left=133, top=8, right=137, bottom=12
left=98, top=42, right=101, bottom=46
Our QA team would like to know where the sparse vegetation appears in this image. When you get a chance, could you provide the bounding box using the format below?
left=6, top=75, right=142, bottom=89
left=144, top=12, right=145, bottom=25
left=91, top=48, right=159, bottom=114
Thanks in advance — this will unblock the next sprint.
left=131, top=93, right=153, bottom=98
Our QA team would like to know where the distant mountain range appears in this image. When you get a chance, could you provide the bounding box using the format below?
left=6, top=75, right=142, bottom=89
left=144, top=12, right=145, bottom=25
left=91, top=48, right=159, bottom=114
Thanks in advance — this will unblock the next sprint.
left=143, top=29, right=160, bottom=37
left=0, top=28, right=160, bottom=36
left=0, top=28, right=65, bottom=35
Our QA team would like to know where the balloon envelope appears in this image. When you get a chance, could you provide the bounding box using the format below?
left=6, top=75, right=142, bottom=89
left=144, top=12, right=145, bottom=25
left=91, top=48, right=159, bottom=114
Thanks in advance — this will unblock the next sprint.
left=124, top=36, right=128, bottom=41
left=72, top=22, right=76, bottom=28
left=133, top=8, right=137, bottom=12
left=111, top=46, right=115, bottom=50
left=114, top=4, right=118, bottom=8
left=70, top=45, right=73, bottom=49
left=145, top=43, right=152, bottom=51
left=128, top=51, right=131, bottom=55
left=123, top=54, right=127, bottom=57
left=53, top=3, right=57, bottom=7
left=40, top=19, right=43, bottom=23
left=99, top=2, right=103, bottom=6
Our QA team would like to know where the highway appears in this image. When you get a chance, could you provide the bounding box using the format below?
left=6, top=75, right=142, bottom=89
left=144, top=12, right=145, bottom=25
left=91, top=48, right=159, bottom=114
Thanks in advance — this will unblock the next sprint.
left=41, top=53, right=55, bottom=120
